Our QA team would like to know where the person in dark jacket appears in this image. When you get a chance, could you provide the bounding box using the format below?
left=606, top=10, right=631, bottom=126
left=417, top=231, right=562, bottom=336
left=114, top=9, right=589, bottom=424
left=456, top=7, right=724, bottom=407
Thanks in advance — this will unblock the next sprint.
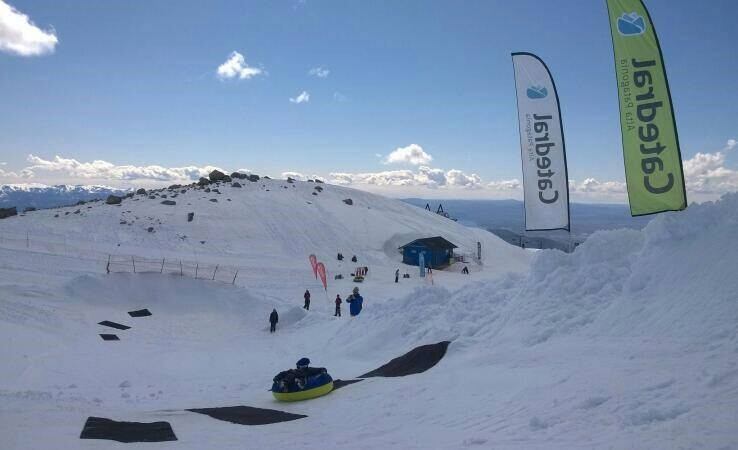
left=334, top=294, right=342, bottom=317
left=303, top=290, right=311, bottom=310
left=272, top=358, right=327, bottom=392
left=395, top=268, right=400, bottom=283
left=351, top=255, right=357, bottom=263
left=462, top=266, right=469, bottom=274
left=269, top=309, right=279, bottom=333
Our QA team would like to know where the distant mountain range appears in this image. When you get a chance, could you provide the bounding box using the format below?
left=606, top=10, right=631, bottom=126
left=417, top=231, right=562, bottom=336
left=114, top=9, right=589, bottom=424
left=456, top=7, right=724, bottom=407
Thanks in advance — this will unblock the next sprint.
left=0, top=184, right=130, bottom=211
left=402, top=198, right=653, bottom=250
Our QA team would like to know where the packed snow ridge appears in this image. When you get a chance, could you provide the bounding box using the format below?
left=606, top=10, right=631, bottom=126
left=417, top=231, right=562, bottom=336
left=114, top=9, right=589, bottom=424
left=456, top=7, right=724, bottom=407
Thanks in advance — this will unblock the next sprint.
left=0, top=174, right=736, bottom=449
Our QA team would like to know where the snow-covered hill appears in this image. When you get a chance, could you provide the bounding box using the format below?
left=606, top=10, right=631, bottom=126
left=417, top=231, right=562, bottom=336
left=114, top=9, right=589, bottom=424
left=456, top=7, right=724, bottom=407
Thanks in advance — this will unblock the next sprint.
left=1, top=178, right=736, bottom=449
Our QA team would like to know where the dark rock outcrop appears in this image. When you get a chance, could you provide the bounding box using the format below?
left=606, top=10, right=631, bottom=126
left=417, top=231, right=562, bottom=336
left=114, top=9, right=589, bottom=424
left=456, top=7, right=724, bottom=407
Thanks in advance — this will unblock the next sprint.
left=232, top=182, right=242, bottom=188
left=106, top=195, right=122, bottom=205
left=343, top=198, right=353, bottom=205
left=161, top=200, right=176, bottom=206
left=136, top=188, right=147, bottom=195
left=0, top=207, right=18, bottom=219
left=209, top=170, right=227, bottom=182
left=197, top=177, right=210, bottom=187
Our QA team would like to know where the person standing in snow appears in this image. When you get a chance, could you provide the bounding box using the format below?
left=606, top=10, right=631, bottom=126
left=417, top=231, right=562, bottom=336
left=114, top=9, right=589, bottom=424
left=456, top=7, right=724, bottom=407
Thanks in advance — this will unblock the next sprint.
left=346, top=287, right=364, bottom=316
left=334, top=295, right=342, bottom=317
left=462, top=266, right=469, bottom=274
left=269, top=309, right=279, bottom=333
left=303, top=290, right=311, bottom=310
left=395, top=268, right=400, bottom=283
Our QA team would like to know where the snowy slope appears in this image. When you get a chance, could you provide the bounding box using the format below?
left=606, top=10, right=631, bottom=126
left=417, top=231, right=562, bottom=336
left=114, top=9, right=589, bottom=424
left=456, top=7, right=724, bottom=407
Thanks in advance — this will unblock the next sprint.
left=1, top=181, right=737, bottom=449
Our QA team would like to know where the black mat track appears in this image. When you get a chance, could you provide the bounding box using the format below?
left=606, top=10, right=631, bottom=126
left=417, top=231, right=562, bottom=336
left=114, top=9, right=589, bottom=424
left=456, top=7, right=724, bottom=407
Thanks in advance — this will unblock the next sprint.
left=79, top=416, right=177, bottom=443
left=360, top=341, right=451, bottom=378
left=333, top=379, right=363, bottom=390
left=187, top=406, right=307, bottom=425
left=128, top=309, right=152, bottom=317
left=99, top=334, right=119, bottom=341
left=98, top=320, right=130, bottom=330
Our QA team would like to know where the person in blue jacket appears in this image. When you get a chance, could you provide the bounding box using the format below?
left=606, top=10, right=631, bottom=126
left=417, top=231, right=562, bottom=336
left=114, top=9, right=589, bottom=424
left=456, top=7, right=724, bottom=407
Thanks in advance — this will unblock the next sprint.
left=346, top=287, right=364, bottom=316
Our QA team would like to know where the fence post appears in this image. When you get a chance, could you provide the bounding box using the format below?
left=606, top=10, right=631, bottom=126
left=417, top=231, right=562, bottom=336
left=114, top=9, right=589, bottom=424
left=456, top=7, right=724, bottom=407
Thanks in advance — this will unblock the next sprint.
left=26, top=231, right=29, bottom=249
left=195, top=264, right=198, bottom=279
left=232, top=270, right=238, bottom=285
left=160, top=258, right=165, bottom=273
left=180, top=260, right=183, bottom=276
left=212, top=265, right=219, bottom=281
left=132, top=256, right=136, bottom=273
left=106, top=255, right=111, bottom=274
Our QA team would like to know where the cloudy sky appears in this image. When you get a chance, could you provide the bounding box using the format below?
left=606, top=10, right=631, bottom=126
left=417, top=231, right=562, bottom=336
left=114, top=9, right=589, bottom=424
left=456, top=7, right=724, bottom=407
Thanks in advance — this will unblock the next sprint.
left=1, top=0, right=737, bottom=203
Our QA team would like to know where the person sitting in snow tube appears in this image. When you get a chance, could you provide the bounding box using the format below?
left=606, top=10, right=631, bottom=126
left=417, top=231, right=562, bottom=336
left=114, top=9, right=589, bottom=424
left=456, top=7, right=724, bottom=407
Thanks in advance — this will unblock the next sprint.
left=271, top=358, right=333, bottom=401
left=346, top=287, right=363, bottom=316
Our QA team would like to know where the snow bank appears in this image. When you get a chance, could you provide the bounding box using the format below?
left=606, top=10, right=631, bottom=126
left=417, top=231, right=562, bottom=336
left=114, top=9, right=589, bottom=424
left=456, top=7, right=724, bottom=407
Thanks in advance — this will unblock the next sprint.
left=336, top=193, right=738, bottom=352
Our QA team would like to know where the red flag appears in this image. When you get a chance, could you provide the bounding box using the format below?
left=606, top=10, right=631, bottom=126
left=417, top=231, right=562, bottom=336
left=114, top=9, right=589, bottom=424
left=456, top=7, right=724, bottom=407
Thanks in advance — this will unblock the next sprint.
left=316, top=262, right=327, bottom=291
left=309, top=254, right=318, bottom=279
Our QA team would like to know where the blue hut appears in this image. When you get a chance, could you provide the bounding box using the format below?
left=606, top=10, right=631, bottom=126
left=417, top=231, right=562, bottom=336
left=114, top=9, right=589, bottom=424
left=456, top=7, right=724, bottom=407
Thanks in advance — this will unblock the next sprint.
left=399, top=236, right=458, bottom=268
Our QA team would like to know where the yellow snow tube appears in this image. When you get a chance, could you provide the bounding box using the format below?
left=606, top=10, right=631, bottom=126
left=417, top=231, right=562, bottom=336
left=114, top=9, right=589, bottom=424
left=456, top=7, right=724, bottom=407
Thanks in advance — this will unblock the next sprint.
left=272, top=381, right=334, bottom=402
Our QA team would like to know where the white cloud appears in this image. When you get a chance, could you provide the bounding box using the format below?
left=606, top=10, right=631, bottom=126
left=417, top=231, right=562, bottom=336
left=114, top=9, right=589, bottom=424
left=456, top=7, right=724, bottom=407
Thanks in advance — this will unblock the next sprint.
left=308, top=66, right=330, bottom=78
left=3, top=155, right=223, bottom=185
left=682, top=145, right=738, bottom=195
left=487, top=179, right=521, bottom=191
left=0, top=0, right=58, bottom=56
left=289, top=90, right=310, bottom=104
left=281, top=171, right=306, bottom=181
left=446, top=169, right=482, bottom=188
left=328, top=166, right=481, bottom=190
left=384, top=144, right=433, bottom=166
left=724, top=139, right=736, bottom=151
left=570, top=178, right=626, bottom=194
left=216, top=51, right=263, bottom=80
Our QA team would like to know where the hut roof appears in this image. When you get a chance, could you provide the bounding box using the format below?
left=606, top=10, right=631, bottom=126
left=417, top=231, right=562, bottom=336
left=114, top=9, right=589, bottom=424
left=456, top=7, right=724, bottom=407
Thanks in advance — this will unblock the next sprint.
left=399, top=236, right=458, bottom=251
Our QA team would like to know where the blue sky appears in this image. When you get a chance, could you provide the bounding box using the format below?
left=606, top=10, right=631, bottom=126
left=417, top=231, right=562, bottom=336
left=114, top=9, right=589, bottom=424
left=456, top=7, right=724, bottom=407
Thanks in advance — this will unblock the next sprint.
left=1, top=0, right=736, bottom=201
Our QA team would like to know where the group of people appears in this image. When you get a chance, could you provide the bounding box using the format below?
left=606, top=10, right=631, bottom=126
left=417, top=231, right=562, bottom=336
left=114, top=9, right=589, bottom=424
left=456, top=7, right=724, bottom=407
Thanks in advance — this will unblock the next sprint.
left=268, top=261, right=472, bottom=333
left=336, top=253, right=358, bottom=263
left=269, top=287, right=364, bottom=333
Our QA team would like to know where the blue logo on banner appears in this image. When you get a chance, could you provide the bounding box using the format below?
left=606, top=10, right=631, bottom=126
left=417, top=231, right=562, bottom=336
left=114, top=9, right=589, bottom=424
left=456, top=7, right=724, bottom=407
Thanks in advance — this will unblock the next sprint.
left=526, top=85, right=548, bottom=99
left=617, top=12, right=646, bottom=36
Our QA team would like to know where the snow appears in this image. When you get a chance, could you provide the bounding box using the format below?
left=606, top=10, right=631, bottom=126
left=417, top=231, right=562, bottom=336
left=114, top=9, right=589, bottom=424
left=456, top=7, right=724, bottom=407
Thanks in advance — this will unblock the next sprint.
left=1, top=179, right=737, bottom=449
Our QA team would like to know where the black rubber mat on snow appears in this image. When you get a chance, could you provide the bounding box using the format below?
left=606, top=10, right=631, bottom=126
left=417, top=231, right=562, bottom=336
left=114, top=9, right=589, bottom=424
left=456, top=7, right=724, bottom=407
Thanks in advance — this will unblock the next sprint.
left=360, top=341, right=451, bottom=378
left=79, top=416, right=177, bottom=443
left=333, top=379, right=363, bottom=390
left=128, top=309, right=152, bottom=317
left=98, top=320, right=130, bottom=330
left=99, top=334, right=120, bottom=341
left=188, top=406, right=307, bottom=425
